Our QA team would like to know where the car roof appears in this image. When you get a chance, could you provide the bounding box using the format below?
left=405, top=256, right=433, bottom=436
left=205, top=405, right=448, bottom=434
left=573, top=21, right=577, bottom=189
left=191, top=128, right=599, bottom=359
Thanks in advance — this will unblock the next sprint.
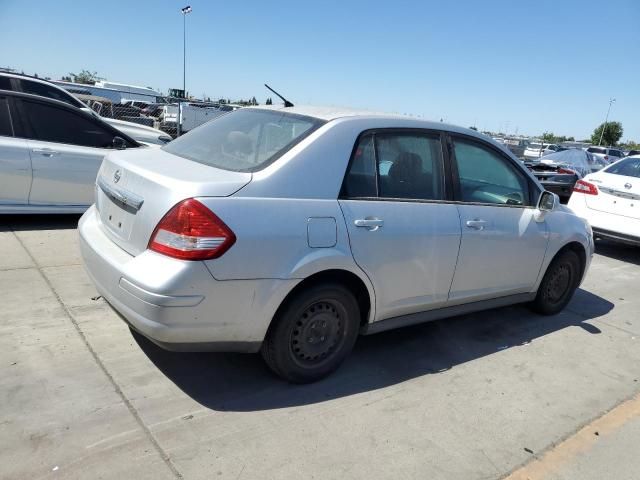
left=0, top=71, right=57, bottom=85
left=246, top=104, right=489, bottom=141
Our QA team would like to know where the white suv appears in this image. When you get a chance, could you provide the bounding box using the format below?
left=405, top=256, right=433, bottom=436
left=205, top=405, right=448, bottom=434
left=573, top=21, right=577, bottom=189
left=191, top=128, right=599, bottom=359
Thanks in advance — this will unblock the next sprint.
left=585, top=146, right=625, bottom=165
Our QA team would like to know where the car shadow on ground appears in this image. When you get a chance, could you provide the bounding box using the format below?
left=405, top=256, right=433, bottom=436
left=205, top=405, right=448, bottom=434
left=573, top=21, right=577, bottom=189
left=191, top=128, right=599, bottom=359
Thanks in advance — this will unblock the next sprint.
left=0, top=214, right=82, bottom=232
left=595, top=239, right=640, bottom=266
left=133, top=288, right=613, bottom=412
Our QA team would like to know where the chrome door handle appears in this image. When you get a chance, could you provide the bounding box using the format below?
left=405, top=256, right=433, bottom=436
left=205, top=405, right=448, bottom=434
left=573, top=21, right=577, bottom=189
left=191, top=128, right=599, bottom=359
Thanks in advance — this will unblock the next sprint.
left=354, top=218, right=384, bottom=231
left=32, top=148, right=60, bottom=156
left=465, top=219, right=487, bottom=230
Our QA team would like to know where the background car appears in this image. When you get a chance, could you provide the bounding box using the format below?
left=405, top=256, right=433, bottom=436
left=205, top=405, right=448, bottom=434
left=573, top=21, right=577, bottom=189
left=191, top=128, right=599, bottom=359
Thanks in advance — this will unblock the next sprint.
left=568, top=155, right=640, bottom=246
left=524, top=142, right=561, bottom=160
left=626, top=149, right=640, bottom=157
left=0, top=72, right=172, bottom=145
left=586, top=146, right=625, bottom=164
left=79, top=106, right=593, bottom=383
left=0, top=90, right=139, bottom=213
left=525, top=149, right=606, bottom=202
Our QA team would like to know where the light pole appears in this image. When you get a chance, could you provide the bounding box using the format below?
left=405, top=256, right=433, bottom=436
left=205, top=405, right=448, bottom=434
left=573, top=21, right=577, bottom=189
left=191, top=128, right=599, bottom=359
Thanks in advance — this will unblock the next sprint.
left=178, top=5, right=192, bottom=137
left=598, top=97, right=616, bottom=146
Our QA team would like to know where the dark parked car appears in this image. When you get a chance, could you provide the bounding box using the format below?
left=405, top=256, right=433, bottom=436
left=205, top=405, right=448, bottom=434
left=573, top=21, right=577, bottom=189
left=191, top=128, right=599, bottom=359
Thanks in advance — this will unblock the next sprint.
left=525, top=149, right=605, bottom=203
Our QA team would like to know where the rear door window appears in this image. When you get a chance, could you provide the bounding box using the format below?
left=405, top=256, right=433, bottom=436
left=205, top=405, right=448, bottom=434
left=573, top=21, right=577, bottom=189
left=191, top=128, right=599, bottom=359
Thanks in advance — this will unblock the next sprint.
left=376, top=133, right=444, bottom=200
left=341, top=131, right=445, bottom=201
left=19, top=79, right=84, bottom=108
left=21, top=99, right=117, bottom=148
left=0, top=76, right=13, bottom=91
left=0, top=97, right=13, bottom=136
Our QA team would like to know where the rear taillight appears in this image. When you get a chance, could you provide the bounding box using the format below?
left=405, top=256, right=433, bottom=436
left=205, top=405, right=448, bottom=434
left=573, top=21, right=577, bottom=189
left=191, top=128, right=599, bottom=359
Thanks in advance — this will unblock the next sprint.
left=573, top=179, right=598, bottom=196
left=149, top=199, right=236, bottom=260
left=604, top=155, right=609, bottom=161
left=557, top=168, right=576, bottom=175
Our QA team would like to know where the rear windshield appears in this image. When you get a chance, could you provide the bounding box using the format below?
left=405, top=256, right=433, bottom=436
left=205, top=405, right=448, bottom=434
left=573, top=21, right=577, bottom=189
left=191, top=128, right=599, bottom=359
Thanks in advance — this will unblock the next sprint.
left=587, top=147, right=606, bottom=154
left=163, top=109, right=325, bottom=172
left=528, top=143, right=543, bottom=149
left=604, top=158, right=640, bottom=178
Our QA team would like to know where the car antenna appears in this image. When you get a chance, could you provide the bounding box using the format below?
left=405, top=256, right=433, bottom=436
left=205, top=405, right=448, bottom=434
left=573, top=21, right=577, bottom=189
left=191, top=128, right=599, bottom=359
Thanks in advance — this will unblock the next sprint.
left=264, top=84, right=294, bottom=107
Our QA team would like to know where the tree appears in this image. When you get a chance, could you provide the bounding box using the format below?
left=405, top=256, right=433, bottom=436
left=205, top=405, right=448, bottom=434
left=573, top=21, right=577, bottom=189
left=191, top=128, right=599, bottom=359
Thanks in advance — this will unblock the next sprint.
left=251, top=96, right=258, bottom=106
left=68, top=70, right=103, bottom=85
left=266, top=97, right=273, bottom=105
left=591, top=121, right=623, bottom=146
left=541, top=131, right=556, bottom=143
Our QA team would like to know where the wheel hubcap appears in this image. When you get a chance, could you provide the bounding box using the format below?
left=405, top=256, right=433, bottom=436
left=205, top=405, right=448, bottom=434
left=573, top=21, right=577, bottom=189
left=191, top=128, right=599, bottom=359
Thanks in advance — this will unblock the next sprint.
left=290, top=301, right=343, bottom=364
left=545, top=263, right=572, bottom=303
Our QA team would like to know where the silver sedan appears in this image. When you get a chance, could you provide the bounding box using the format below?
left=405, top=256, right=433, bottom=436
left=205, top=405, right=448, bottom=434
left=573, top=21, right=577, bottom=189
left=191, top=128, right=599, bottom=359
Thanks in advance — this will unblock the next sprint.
left=79, top=106, right=594, bottom=382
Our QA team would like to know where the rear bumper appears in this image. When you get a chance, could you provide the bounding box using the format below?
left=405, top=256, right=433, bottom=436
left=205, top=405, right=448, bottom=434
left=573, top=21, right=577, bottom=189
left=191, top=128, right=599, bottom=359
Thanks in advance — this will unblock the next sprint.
left=592, top=227, right=640, bottom=246
left=78, top=205, right=298, bottom=352
left=567, top=195, right=640, bottom=246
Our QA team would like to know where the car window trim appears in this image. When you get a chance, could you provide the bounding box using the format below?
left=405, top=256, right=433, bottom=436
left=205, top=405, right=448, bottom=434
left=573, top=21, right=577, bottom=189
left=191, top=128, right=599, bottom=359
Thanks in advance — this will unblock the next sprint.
left=447, top=132, right=538, bottom=208
left=339, top=127, right=449, bottom=203
left=14, top=96, right=139, bottom=148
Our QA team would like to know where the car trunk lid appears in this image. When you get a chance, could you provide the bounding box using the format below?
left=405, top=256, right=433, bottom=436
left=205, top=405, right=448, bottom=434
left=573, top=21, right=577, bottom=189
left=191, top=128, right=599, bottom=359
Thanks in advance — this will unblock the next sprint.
left=95, top=147, right=251, bottom=256
left=587, top=172, right=640, bottom=220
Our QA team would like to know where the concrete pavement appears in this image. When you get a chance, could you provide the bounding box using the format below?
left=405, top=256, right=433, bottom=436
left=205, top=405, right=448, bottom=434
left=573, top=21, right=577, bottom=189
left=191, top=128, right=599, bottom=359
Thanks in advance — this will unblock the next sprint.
left=1, top=214, right=639, bottom=480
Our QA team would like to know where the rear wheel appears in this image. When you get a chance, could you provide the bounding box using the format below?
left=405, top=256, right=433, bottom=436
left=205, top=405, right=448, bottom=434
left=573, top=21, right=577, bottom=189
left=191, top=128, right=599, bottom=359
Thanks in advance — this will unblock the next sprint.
left=261, top=284, right=360, bottom=383
left=531, top=249, right=581, bottom=315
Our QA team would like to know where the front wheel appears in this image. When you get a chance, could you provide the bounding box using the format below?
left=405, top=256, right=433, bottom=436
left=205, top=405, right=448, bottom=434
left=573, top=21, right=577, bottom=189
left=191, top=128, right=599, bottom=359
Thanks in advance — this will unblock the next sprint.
left=530, top=249, right=581, bottom=315
left=261, top=284, right=360, bottom=383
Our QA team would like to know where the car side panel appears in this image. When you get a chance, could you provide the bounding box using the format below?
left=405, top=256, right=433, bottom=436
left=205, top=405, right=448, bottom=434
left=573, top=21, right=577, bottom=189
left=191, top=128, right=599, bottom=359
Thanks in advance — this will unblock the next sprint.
left=27, top=139, right=105, bottom=206
left=0, top=137, right=32, bottom=205
left=199, top=197, right=361, bottom=280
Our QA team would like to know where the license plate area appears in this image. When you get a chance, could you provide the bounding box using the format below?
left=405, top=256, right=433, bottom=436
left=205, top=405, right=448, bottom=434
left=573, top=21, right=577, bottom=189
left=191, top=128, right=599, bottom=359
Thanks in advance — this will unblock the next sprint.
left=97, top=189, right=136, bottom=240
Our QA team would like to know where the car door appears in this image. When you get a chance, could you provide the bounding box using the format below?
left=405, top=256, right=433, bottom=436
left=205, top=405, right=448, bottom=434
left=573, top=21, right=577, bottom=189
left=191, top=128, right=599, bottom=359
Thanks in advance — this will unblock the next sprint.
left=17, top=97, right=122, bottom=206
left=0, top=95, right=31, bottom=206
left=447, top=135, right=548, bottom=303
left=339, top=130, right=461, bottom=321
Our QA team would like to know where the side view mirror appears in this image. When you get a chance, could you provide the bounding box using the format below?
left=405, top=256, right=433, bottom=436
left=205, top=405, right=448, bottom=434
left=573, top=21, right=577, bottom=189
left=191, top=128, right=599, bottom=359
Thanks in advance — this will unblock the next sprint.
left=112, top=136, right=127, bottom=150
left=535, top=191, right=558, bottom=222
left=538, top=190, right=557, bottom=211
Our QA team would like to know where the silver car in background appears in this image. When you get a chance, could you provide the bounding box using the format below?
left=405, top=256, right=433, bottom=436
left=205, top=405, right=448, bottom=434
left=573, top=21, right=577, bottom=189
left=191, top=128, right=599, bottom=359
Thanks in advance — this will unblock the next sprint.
left=79, top=106, right=594, bottom=382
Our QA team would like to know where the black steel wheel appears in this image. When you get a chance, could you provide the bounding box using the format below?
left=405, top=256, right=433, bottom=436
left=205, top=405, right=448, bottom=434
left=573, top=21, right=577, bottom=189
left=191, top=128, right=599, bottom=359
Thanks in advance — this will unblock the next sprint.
left=261, top=284, right=360, bottom=383
left=531, top=249, right=581, bottom=315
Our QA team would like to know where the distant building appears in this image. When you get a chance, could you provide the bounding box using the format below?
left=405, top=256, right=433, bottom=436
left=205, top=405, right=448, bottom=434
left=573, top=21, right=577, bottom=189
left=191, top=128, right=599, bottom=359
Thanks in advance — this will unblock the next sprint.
left=53, top=80, right=164, bottom=104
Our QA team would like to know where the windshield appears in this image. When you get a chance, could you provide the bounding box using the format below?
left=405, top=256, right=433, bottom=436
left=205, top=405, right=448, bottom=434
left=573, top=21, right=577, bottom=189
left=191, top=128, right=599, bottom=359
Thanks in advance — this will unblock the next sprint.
left=163, top=109, right=325, bottom=172
left=528, top=143, right=543, bottom=149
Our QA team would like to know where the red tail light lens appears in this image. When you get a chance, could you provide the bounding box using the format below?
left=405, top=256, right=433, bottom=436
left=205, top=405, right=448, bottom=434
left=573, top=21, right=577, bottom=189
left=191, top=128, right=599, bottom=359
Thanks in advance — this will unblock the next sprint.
left=149, top=199, right=236, bottom=260
left=573, top=180, right=598, bottom=196
left=557, top=168, right=576, bottom=175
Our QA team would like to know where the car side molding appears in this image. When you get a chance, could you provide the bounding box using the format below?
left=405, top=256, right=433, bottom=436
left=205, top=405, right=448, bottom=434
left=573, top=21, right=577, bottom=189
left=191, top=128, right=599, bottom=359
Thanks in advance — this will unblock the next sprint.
left=361, top=293, right=536, bottom=335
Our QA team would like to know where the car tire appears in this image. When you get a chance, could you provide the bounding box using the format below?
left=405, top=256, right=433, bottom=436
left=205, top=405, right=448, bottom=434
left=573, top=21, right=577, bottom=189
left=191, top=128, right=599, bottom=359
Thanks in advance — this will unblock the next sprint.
left=261, top=283, right=360, bottom=383
left=531, top=249, right=581, bottom=315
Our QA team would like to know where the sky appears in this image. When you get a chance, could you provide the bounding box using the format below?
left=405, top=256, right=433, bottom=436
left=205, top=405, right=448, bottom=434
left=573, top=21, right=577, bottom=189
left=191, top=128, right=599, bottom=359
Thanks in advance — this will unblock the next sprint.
left=1, top=0, right=638, bottom=140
